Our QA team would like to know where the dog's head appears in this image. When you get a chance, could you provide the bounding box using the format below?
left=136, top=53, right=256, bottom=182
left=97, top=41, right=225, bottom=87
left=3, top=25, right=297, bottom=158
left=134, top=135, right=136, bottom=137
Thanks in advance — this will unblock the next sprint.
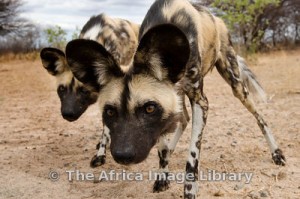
left=40, top=48, right=98, bottom=122
left=67, top=24, right=190, bottom=164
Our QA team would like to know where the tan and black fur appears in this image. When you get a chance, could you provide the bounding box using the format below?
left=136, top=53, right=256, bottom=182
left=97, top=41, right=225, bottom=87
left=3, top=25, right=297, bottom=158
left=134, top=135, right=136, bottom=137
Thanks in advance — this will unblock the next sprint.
left=40, top=14, right=139, bottom=120
left=66, top=0, right=285, bottom=198
left=40, top=14, right=139, bottom=167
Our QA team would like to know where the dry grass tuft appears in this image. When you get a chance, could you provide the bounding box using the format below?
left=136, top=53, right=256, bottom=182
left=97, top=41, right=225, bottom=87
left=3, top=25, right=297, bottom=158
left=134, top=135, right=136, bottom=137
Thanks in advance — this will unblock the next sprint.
left=0, top=51, right=40, bottom=62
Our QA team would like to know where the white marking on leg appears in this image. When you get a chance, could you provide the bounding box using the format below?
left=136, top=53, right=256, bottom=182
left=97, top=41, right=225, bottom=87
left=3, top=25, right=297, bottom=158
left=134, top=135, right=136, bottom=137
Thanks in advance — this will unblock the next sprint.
left=96, top=139, right=106, bottom=156
left=184, top=181, right=198, bottom=197
left=169, top=123, right=183, bottom=153
left=188, top=103, right=203, bottom=164
left=256, top=113, right=282, bottom=157
left=184, top=103, right=204, bottom=197
left=153, top=136, right=171, bottom=192
left=96, top=126, right=110, bottom=157
left=263, top=125, right=278, bottom=154
left=158, top=136, right=169, bottom=172
left=103, top=125, right=111, bottom=144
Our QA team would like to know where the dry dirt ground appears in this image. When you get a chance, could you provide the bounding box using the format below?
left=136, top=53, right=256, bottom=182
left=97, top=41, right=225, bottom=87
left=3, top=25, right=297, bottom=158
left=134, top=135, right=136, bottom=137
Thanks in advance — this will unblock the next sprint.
left=0, top=50, right=299, bottom=199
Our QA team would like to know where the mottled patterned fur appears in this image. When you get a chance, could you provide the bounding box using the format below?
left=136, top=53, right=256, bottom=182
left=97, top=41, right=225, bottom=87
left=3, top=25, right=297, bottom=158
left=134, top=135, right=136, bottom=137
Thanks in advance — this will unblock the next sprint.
left=65, top=1, right=285, bottom=199
left=40, top=14, right=140, bottom=167
left=41, top=14, right=139, bottom=119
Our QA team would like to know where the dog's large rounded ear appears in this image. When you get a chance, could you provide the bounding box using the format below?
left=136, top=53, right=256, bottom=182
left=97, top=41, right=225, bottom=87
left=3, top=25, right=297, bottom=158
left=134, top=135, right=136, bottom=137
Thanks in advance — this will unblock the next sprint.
left=40, top=48, right=67, bottom=76
left=134, top=24, right=190, bottom=83
left=66, top=39, right=123, bottom=91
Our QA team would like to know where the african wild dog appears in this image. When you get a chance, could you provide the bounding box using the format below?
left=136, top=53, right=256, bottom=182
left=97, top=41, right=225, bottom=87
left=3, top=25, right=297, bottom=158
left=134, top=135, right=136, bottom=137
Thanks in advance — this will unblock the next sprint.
left=40, top=14, right=139, bottom=167
left=65, top=0, right=286, bottom=198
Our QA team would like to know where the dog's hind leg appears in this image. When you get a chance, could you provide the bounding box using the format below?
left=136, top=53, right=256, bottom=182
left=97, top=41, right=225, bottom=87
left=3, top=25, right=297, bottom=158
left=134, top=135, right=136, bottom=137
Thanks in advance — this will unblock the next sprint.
left=215, top=47, right=286, bottom=166
left=90, top=125, right=110, bottom=167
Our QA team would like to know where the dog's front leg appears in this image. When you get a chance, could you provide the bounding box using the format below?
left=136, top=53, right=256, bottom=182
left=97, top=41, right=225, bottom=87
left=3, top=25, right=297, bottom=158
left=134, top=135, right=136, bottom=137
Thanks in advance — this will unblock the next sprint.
left=184, top=94, right=208, bottom=199
left=169, top=96, right=190, bottom=154
left=153, top=136, right=171, bottom=192
left=90, top=125, right=110, bottom=167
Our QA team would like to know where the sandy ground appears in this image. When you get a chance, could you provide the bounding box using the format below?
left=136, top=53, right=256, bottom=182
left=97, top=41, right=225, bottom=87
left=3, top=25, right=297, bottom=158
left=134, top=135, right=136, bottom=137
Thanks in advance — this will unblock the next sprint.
left=0, top=50, right=299, bottom=199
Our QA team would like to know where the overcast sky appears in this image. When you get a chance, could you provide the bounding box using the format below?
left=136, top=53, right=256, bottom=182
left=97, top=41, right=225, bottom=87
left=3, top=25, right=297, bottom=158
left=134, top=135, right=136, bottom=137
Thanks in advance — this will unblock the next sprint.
left=20, top=0, right=155, bottom=39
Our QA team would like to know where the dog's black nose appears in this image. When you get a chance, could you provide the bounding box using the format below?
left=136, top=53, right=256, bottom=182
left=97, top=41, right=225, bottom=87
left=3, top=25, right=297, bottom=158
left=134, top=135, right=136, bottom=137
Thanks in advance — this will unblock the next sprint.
left=112, top=150, right=135, bottom=165
left=62, top=111, right=78, bottom=122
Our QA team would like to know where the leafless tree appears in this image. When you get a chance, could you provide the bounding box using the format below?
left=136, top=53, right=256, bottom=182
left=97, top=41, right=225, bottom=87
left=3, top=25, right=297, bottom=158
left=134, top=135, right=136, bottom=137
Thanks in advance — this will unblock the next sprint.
left=0, top=0, right=30, bottom=36
left=0, top=0, right=44, bottom=54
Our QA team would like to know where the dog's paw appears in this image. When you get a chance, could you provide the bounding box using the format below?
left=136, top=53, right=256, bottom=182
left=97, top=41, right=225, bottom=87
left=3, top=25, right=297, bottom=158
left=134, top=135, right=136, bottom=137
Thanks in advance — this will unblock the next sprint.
left=153, top=178, right=170, bottom=193
left=90, top=155, right=106, bottom=168
left=272, top=149, right=286, bottom=166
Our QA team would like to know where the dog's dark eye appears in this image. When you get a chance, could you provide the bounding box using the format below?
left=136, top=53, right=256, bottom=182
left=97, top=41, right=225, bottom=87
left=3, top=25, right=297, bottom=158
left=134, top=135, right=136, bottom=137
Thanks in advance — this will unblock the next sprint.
left=79, top=87, right=90, bottom=95
left=144, top=102, right=157, bottom=114
left=105, top=106, right=117, bottom=117
left=58, top=85, right=65, bottom=92
left=106, top=109, right=115, bottom=117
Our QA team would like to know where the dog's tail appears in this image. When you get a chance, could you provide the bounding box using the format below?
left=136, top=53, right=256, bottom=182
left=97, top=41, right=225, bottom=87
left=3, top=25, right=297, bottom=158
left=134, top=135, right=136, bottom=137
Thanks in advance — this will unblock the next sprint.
left=237, top=55, right=267, bottom=103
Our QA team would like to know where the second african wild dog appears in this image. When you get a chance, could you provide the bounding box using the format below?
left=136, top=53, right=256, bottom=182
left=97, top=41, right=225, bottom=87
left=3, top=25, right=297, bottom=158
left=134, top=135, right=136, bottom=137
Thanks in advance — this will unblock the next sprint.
left=65, top=0, right=286, bottom=198
left=40, top=14, right=139, bottom=167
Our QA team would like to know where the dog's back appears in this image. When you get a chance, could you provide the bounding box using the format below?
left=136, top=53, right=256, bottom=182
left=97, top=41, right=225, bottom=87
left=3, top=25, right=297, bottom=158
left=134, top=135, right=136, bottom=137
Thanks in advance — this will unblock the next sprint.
left=80, top=14, right=139, bottom=68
